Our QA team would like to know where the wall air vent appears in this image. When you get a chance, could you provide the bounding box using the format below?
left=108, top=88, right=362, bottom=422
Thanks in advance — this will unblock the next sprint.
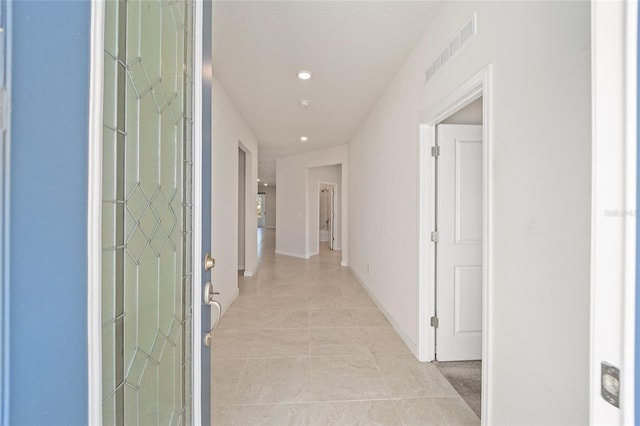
left=425, top=13, right=477, bottom=84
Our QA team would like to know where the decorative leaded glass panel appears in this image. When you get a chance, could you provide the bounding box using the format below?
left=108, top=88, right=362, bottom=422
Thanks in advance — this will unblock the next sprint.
left=102, top=1, right=194, bottom=424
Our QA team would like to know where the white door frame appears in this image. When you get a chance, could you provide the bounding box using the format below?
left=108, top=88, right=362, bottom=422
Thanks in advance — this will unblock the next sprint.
left=590, top=1, right=637, bottom=424
left=418, top=65, right=492, bottom=424
left=86, top=0, right=204, bottom=423
left=87, top=1, right=105, bottom=422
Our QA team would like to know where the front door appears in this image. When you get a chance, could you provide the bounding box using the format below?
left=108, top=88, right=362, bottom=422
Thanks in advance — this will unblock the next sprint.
left=200, top=0, right=214, bottom=422
left=435, top=124, right=483, bottom=361
left=101, top=0, right=198, bottom=423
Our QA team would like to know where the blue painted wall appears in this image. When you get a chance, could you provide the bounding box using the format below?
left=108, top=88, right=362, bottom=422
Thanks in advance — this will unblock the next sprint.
left=9, top=1, right=90, bottom=424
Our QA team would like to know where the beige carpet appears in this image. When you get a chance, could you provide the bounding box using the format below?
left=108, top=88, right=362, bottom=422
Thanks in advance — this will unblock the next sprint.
left=435, top=360, right=482, bottom=418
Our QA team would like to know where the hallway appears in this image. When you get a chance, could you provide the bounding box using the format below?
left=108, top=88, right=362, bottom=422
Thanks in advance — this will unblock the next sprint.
left=211, top=229, right=479, bottom=425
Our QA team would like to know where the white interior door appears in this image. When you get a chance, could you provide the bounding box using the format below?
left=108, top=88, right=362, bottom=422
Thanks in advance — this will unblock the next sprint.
left=436, top=124, right=483, bottom=361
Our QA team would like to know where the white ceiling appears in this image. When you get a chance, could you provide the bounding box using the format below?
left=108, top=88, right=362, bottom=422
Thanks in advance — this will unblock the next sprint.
left=212, top=1, right=442, bottom=186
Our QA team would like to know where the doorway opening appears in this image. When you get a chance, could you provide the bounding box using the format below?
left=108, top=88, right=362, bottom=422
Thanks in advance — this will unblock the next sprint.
left=307, top=164, right=342, bottom=257
left=436, top=98, right=483, bottom=363
left=257, top=193, right=266, bottom=229
left=418, top=67, right=492, bottom=423
left=319, top=183, right=337, bottom=251
left=238, top=147, right=247, bottom=272
left=433, top=101, right=483, bottom=418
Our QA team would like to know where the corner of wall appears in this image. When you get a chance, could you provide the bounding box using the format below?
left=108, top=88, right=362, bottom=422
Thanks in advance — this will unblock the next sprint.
left=243, top=264, right=258, bottom=277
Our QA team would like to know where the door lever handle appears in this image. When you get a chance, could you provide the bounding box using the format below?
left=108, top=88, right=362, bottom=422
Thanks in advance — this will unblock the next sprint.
left=203, top=300, right=222, bottom=348
left=203, top=282, right=219, bottom=305
left=209, top=300, right=222, bottom=329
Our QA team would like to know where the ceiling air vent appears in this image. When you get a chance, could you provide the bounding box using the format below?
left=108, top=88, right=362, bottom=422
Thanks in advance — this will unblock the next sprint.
left=425, top=13, right=477, bottom=84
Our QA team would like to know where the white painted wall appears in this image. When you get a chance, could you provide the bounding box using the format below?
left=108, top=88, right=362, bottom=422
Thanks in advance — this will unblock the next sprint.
left=212, top=76, right=259, bottom=312
left=276, top=145, right=348, bottom=264
left=348, top=2, right=590, bottom=424
left=260, top=185, right=277, bottom=228
left=308, top=165, right=342, bottom=255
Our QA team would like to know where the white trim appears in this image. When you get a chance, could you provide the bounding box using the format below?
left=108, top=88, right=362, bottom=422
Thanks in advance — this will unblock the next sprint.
left=87, top=0, right=105, bottom=424
left=417, top=122, right=436, bottom=362
left=590, top=1, right=637, bottom=424
left=417, top=65, right=492, bottom=425
left=622, top=3, right=638, bottom=420
left=192, top=0, right=203, bottom=423
left=349, top=266, right=418, bottom=355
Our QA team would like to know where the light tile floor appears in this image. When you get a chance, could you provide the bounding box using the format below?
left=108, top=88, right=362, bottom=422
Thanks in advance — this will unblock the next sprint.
left=211, top=229, right=479, bottom=425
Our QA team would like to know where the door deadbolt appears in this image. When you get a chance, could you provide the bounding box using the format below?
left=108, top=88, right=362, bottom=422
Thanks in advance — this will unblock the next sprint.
left=204, top=252, right=215, bottom=271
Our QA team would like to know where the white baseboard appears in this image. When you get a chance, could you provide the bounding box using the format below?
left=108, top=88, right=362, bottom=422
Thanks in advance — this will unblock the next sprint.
left=308, top=251, right=319, bottom=257
left=275, top=249, right=307, bottom=259
left=243, top=263, right=258, bottom=277
left=340, top=260, right=348, bottom=267
left=348, top=266, right=418, bottom=358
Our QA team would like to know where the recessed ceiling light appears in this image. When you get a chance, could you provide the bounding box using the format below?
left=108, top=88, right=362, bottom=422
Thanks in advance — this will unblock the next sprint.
left=299, top=99, right=311, bottom=108
left=264, top=183, right=268, bottom=186
left=300, top=136, right=309, bottom=142
left=257, top=178, right=261, bottom=182
left=297, top=70, right=312, bottom=80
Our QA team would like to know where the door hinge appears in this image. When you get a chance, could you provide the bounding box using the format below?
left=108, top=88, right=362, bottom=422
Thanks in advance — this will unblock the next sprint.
left=431, top=145, right=440, bottom=157
left=430, top=231, right=439, bottom=243
left=430, top=316, right=439, bottom=328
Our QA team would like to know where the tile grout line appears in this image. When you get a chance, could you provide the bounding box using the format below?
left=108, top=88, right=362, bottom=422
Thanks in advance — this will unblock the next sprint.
left=225, top=339, right=254, bottom=406
left=216, top=396, right=466, bottom=408
left=225, top=229, right=479, bottom=425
